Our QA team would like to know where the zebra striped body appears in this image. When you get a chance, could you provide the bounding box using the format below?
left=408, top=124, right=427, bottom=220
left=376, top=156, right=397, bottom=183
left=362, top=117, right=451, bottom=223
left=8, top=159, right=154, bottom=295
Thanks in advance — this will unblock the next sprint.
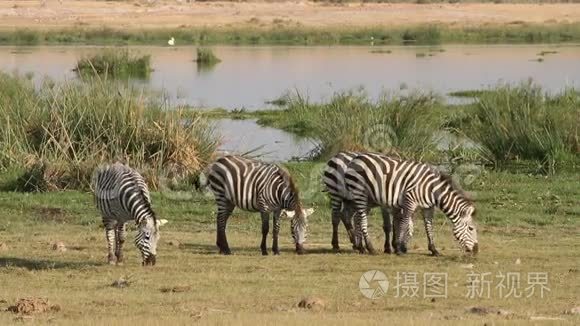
left=93, top=163, right=165, bottom=266
left=203, top=155, right=310, bottom=255
left=323, top=151, right=417, bottom=254
left=344, top=152, right=478, bottom=255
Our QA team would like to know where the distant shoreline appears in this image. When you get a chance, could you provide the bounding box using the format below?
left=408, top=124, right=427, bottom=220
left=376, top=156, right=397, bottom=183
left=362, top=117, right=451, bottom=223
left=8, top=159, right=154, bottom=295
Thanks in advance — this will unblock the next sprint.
left=2, top=23, right=580, bottom=46
left=1, top=1, right=580, bottom=45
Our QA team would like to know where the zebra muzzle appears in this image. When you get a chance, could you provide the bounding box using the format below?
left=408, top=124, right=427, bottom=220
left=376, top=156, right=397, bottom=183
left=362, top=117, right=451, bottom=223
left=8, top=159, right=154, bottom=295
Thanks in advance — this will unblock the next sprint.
left=143, top=255, right=156, bottom=266
left=295, top=243, right=305, bottom=255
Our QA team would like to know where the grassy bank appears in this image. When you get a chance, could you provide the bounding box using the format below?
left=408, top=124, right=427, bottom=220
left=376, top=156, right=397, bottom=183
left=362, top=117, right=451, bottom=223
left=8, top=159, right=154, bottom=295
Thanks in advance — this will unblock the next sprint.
left=0, top=163, right=578, bottom=324
left=0, top=73, right=219, bottom=191
left=2, top=23, right=580, bottom=45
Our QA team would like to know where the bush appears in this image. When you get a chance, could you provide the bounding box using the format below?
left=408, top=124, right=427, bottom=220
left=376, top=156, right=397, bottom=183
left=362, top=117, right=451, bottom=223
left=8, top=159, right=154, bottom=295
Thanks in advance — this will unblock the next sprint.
left=461, top=83, right=580, bottom=171
left=75, top=49, right=152, bottom=79
left=0, top=73, right=219, bottom=191
left=279, top=90, right=443, bottom=160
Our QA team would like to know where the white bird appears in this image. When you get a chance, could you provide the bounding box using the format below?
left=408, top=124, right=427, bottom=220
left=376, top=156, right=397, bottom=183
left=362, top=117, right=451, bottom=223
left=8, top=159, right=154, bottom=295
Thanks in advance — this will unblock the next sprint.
left=168, top=37, right=175, bottom=46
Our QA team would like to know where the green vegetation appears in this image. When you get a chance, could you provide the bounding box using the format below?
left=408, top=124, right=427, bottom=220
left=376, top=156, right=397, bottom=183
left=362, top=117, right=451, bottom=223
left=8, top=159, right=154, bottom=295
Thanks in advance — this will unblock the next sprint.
left=0, top=163, right=578, bottom=324
left=1, top=22, right=580, bottom=46
left=458, top=84, right=580, bottom=171
left=369, top=49, right=392, bottom=54
left=538, top=50, right=558, bottom=56
left=75, top=49, right=152, bottom=79
left=195, top=48, right=221, bottom=66
left=0, top=73, right=219, bottom=191
left=208, top=85, right=579, bottom=172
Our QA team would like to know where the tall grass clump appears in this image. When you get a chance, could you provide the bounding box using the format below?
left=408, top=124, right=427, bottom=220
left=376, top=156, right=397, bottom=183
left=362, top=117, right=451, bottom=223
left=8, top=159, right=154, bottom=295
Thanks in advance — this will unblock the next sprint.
left=0, top=72, right=219, bottom=191
left=195, top=48, right=221, bottom=66
left=280, top=90, right=443, bottom=160
left=462, top=83, right=579, bottom=171
left=75, top=49, right=152, bottom=79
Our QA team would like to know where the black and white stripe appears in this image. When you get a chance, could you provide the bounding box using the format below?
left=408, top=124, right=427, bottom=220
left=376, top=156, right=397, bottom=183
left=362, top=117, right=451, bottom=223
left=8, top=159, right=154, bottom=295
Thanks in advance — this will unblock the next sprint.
left=344, top=152, right=478, bottom=255
left=203, top=155, right=311, bottom=255
left=323, top=151, right=415, bottom=254
left=92, top=163, right=166, bottom=266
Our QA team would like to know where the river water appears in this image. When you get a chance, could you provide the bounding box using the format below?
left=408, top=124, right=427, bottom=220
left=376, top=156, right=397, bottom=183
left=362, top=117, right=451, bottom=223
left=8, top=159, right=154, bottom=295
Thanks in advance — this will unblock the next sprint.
left=1, top=44, right=578, bottom=160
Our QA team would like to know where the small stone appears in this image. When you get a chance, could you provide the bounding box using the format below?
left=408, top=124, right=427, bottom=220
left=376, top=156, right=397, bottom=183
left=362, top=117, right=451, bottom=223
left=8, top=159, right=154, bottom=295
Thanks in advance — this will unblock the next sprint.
left=461, top=263, right=474, bottom=269
left=297, top=296, right=325, bottom=311
left=493, top=261, right=499, bottom=265
left=0, top=242, right=8, bottom=251
left=52, top=241, right=67, bottom=252
left=167, top=240, right=181, bottom=247
left=565, top=306, right=580, bottom=315
left=111, top=278, right=130, bottom=288
left=431, top=298, right=436, bottom=303
left=515, top=258, right=521, bottom=265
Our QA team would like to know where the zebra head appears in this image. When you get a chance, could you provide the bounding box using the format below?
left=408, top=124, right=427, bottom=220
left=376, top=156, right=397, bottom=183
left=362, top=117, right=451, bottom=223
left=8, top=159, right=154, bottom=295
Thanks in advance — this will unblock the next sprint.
left=453, top=204, right=478, bottom=255
left=135, top=218, right=168, bottom=266
left=283, top=207, right=314, bottom=254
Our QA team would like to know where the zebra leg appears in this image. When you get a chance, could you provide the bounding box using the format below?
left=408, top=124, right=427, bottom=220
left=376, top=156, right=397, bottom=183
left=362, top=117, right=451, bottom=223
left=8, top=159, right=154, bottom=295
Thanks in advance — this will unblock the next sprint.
left=423, top=208, right=440, bottom=256
left=341, top=202, right=356, bottom=249
left=331, top=207, right=342, bottom=252
left=272, top=210, right=281, bottom=255
left=115, top=222, right=127, bottom=265
left=360, top=209, right=377, bottom=255
left=260, top=212, right=270, bottom=256
left=395, top=205, right=415, bottom=255
left=391, top=208, right=401, bottom=252
left=381, top=208, right=393, bottom=254
left=216, top=203, right=234, bottom=255
left=104, top=220, right=116, bottom=265
left=352, top=210, right=364, bottom=254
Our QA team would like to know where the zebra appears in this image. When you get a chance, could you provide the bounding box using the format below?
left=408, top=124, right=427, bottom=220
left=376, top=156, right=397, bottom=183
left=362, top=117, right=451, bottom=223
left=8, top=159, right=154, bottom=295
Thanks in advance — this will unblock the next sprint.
left=344, top=152, right=478, bottom=255
left=323, top=151, right=416, bottom=254
left=201, top=155, right=314, bottom=255
left=92, top=163, right=168, bottom=266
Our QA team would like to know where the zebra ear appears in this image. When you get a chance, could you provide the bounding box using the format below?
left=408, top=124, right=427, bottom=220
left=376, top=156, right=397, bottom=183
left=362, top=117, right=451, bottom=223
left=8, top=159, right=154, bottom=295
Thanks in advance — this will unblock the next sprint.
left=156, top=219, right=169, bottom=227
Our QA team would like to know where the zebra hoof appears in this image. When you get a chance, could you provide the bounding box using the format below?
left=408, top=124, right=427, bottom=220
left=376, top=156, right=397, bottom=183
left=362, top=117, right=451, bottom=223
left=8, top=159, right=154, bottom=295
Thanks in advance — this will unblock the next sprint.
left=219, top=249, right=232, bottom=255
left=384, top=247, right=393, bottom=254
left=430, top=250, right=441, bottom=257
left=273, top=250, right=280, bottom=255
left=332, top=246, right=341, bottom=253
left=261, top=251, right=268, bottom=256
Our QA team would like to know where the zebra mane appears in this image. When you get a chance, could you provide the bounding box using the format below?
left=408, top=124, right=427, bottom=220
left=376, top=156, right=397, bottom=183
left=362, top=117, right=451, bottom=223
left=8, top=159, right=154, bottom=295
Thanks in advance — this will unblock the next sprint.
left=276, top=165, right=303, bottom=210
left=438, top=171, right=474, bottom=203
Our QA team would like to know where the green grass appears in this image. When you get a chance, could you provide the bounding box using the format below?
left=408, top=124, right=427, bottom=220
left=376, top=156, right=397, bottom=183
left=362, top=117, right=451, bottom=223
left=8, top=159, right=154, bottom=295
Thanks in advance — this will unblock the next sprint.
left=205, top=85, right=579, bottom=171
left=0, top=72, right=219, bottom=191
left=75, top=49, right=152, bottom=79
left=457, top=83, right=580, bottom=171
left=0, top=165, right=578, bottom=324
left=195, top=48, right=221, bottom=67
left=2, top=22, right=580, bottom=45
left=241, top=91, right=444, bottom=160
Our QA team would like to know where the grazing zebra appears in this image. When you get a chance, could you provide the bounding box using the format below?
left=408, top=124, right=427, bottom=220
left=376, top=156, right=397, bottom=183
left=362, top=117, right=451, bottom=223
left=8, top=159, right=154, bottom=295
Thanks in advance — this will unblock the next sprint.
left=323, top=151, right=415, bottom=254
left=201, top=155, right=313, bottom=255
left=344, top=152, right=478, bottom=255
left=92, top=163, right=168, bottom=266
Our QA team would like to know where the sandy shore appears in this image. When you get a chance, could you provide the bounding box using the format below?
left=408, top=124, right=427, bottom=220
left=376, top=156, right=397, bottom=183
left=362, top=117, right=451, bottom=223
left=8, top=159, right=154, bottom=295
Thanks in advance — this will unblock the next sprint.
left=2, top=1, right=580, bottom=30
